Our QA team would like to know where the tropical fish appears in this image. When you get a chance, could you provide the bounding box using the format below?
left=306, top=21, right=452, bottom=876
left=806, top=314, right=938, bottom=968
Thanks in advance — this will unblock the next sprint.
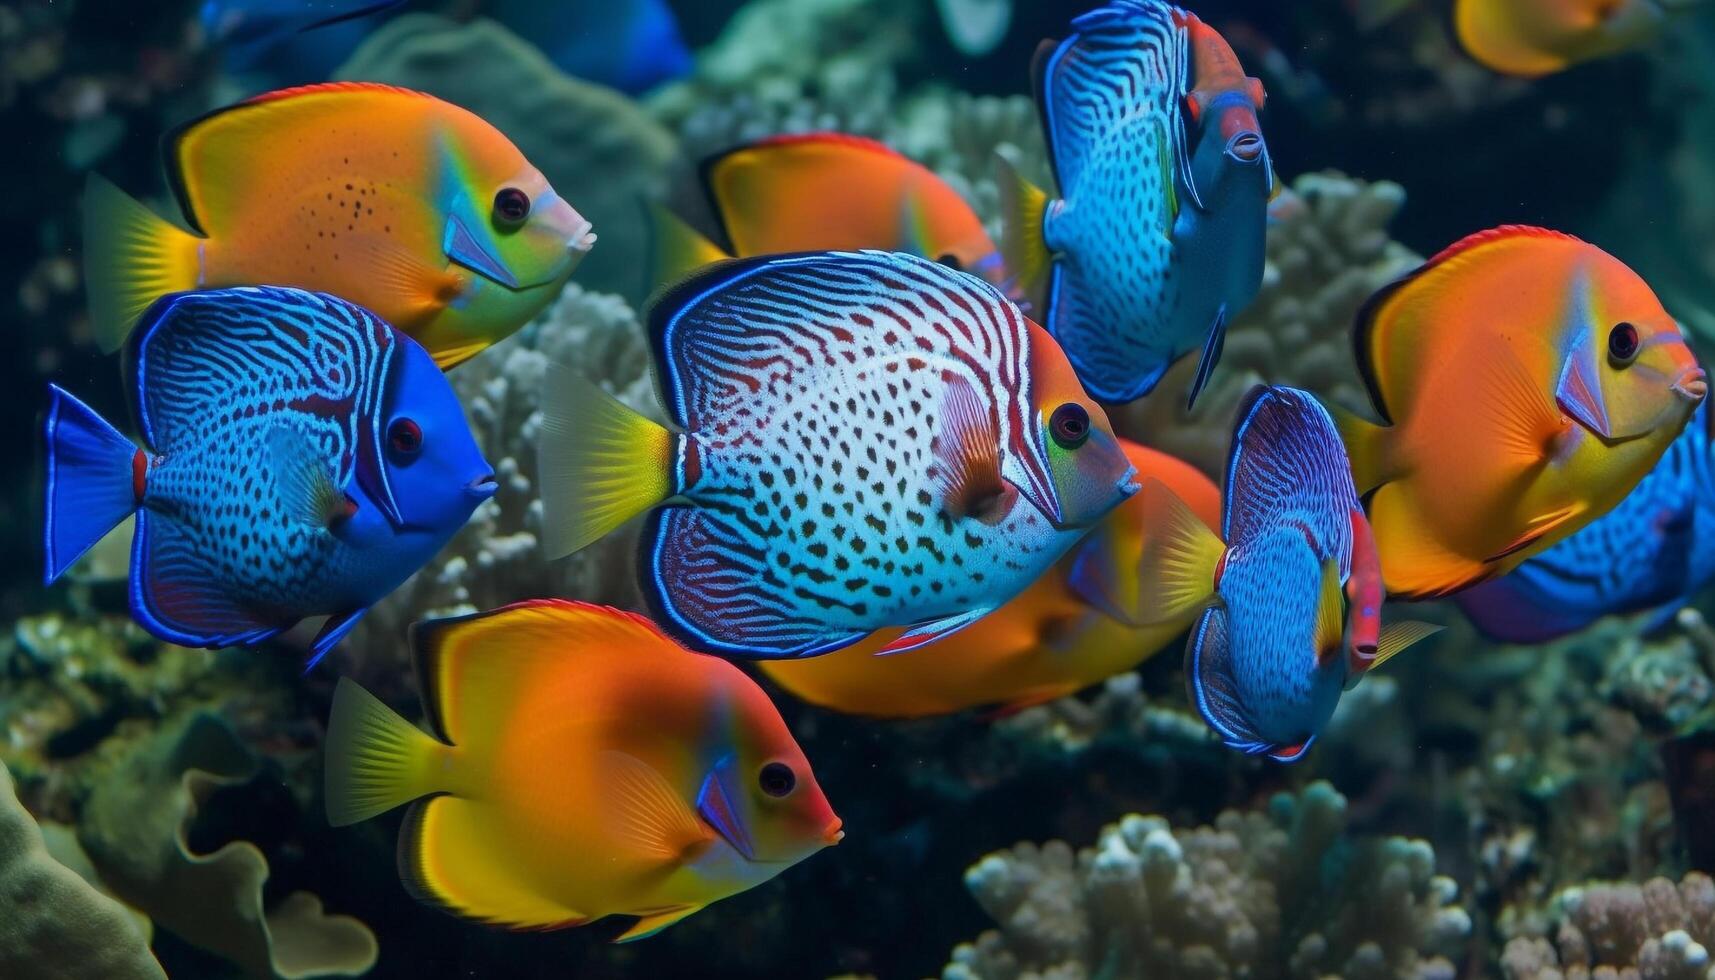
left=1332, top=226, right=1707, bottom=600
left=82, top=82, right=596, bottom=369
left=538, top=249, right=1138, bottom=659
left=936, top=0, right=1014, bottom=57
left=997, top=0, right=1270, bottom=406
left=760, top=439, right=1219, bottom=718
left=1120, top=386, right=1440, bottom=761
left=323, top=600, right=841, bottom=941
left=1457, top=400, right=1715, bottom=643
left=42, top=286, right=495, bottom=664
left=200, top=0, right=405, bottom=82
left=1453, top=0, right=1696, bottom=78
left=648, top=133, right=1009, bottom=298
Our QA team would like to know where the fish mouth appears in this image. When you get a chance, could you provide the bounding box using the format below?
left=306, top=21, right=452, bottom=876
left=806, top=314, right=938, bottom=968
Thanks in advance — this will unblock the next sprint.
left=823, top=818, right=845, bottom=847
left=567, top=218, right=598, bottom=255
left=465, top=473, right=499, bottom=499
left=1226, top=132, right=1265, bottom=163
left=1672, top=367, right=1708, bottom=402
left=1116, top=462, right=1142, bottom=497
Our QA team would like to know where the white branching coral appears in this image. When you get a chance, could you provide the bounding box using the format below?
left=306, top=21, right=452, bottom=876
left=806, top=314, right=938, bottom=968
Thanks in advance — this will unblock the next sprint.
left=944, top=782, right=1470, bottom=980
left=1501, top=874, right=1715, bottom=980
left=348, top=285, right=658, bottom=659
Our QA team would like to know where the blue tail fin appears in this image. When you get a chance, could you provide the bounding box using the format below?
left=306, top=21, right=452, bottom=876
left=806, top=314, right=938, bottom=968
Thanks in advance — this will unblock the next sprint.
left=43, top=385, right=139, bottom=584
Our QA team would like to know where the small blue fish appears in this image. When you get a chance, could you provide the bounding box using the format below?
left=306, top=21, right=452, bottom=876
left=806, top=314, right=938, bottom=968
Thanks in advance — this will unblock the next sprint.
left=43, top=286, right=495, bottom=665
left=1084, top=386, right=1438, bottom=761
left=997, top=1, right=1271, bottom=406
left=1456, top=401, right=1715, bottom=643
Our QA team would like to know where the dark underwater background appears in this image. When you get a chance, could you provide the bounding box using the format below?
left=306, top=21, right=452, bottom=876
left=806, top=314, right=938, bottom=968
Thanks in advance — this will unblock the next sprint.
left=2, top=1, right=1713, bottom=978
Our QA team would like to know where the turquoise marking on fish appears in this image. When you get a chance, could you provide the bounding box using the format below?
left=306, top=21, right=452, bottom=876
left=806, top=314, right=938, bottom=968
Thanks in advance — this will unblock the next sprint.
left=42, top=286, right=495, bottom=666
left=1457, top=400, right=1715, bottom=643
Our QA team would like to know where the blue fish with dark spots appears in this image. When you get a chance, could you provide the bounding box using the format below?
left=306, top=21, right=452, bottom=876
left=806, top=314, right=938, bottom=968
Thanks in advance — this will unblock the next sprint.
left=996, top=1, right=1271, bottom=406
left=1456, top=401, right=1715, bottom=643
left=42, top=286, right=496, bottom=665
left=1077, top=386, right=1439, bottom=761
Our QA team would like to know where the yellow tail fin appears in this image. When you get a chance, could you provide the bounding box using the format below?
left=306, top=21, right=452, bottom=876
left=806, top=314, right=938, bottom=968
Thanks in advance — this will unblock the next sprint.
left=81, top=174, right=201, bottom=353
left=993, top=152, right=1052, bottom=313
left=1325, top=399, right=1392, bottom=495
left=646, top=204, right=731, bottom=295
left=323, top=678, right=446, bottom=827
left=1131, top=478, right=1225, bottom=625
left=537, top=366, right=674, bottom=560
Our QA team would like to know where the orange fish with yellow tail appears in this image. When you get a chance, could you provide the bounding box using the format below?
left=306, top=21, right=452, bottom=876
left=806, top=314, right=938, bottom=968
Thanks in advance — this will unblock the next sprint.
left=323, top=600, right=841, bottom=941
left=83, top=82, right=595, bottom=368
left=1330, top=225, right=1706, bottom=599
left=760, top=441, right=1219, bottom=718
left=649, top=133, right=1009, bottom=295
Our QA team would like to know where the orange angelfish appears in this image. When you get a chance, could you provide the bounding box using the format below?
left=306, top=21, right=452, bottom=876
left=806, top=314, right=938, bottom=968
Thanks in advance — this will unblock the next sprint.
left=1454, top=0, right=1685, bottom=78
left=760, top=440, right=1220, bottom=718
left=649, top=133, right=1008, bottom=294
left=1331, top=225, right=1706, bottom=599
left=323, top=600, right=841, bottom=941
left=83, top=82, right=596, bottom=368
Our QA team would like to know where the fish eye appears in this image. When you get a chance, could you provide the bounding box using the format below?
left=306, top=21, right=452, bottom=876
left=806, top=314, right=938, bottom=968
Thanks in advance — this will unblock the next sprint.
left=1049, top=403, right=1090, bottom=449
left=1608, top=322, right=1640, bottom=366
left=492, top=187, right=531, bottom=229
left=388, top=418, right=423, bottom=461
left=758, top=762, right=795, bottom=798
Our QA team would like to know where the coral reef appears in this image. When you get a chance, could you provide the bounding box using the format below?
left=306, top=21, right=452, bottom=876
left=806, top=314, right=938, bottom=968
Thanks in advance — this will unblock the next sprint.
left=944, top=782, right=1471, bottom=980
left=1500, top=874, right=1715, bottom=980
left=77, top=713, right=377, bottom=980
left=335, top=14, right=679, bottom=299
left=0, top=758, right=165, bottom=980
left=346, top=284, right=658, bottom=666
left=1115, top=171, right=1420, bottom=477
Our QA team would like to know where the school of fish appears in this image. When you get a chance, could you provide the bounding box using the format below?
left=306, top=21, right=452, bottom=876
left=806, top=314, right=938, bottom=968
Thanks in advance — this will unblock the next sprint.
left=37, top=0, right=1712, bottom=947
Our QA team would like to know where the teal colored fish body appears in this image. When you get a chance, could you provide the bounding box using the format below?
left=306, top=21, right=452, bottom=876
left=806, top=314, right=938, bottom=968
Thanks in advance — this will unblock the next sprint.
left=641, top=251, right=1137, bottom=659
left=43, top=286, right=495, bottom=665
left=1026, top=1, right=1269, bottom=406
left=1190, top=386, right=1358, bottom=761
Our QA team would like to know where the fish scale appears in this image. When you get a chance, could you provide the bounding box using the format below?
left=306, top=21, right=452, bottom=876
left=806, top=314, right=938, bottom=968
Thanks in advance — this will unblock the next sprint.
left=647, top=252, right=1078, bottom=657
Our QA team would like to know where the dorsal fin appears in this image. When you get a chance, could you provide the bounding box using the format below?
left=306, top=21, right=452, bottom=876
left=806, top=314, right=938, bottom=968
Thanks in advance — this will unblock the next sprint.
left=241, top=81, right=428, bottom=106
left=1423, top=224, right=1584, bottom=267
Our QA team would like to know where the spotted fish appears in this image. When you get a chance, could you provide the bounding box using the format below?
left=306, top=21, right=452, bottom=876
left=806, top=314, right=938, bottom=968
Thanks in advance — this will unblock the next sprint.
left=42, top=286, right=495, bottom=664
left=1109, top=386, right=1439, bottom=761
left=538, top=250, right=1138, bottom=659
left=1457, top=400, right=1715, bottom=643
left=996, top=1, right=1270, bottom=406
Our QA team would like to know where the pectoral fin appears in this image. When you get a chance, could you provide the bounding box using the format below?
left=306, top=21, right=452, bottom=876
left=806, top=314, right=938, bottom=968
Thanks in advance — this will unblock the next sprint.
left=1186, top=305, right=1228, bottom=410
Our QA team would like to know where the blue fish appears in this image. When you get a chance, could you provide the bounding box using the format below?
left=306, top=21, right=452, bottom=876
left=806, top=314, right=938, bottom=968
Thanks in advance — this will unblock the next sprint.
left=536, top=250, right=1137, bottom=660
left=43, top=286, right=495, bottom=665
left=1078, top=386, right=1438, bottom=761
left=996, top=1, right=1270, bottom=406
left=203, top=0, right=691, bottom=95
left=1456, top=401, right=1715, bottom=643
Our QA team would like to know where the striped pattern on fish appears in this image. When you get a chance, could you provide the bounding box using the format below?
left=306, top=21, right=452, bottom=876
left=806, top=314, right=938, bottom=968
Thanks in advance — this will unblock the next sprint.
left=1037, top=0, right=1190, bottom=402
left=646, top=252, right=1083, bottom=656
left=131, top=287, right=398, bottom=638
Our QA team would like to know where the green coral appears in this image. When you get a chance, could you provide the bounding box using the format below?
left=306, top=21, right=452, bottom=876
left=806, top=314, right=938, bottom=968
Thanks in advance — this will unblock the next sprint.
left=0, top=758, right=164, bottom=980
